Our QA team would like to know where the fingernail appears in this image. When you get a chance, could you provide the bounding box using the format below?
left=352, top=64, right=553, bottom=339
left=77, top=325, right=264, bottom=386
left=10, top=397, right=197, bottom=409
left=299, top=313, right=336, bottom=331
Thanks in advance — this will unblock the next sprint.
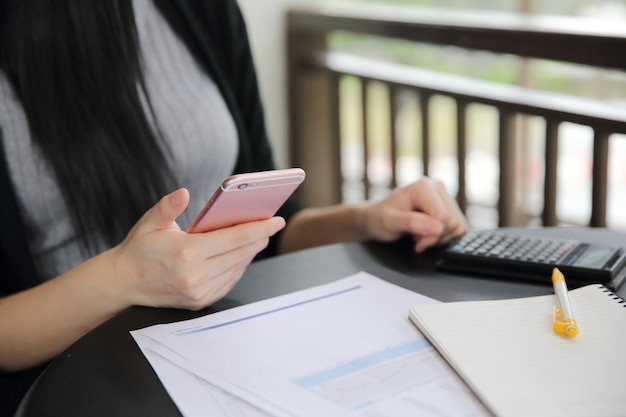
left=273, top=217, right=286, bottom=230
left=171, top=188, right=187, bottom=207
left=170, top=190, right=181, bottom=207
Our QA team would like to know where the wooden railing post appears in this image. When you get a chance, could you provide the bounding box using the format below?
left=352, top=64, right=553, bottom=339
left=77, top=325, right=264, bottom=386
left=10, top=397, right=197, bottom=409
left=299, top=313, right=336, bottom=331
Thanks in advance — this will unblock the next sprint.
left=419, top=93, right=431, bottom=176
left=361, top=80, right=371, bottom=200
left=389, top=85, right=399, bottom=190
left=591, top=130, right=610, bottom=227
left=287, top=21, right=342, bottom=207
left=456, top=100, right=468, bottom=213
left=498, top=111, right=517, bottom=227
left=542, top=119, right=560, bottom=226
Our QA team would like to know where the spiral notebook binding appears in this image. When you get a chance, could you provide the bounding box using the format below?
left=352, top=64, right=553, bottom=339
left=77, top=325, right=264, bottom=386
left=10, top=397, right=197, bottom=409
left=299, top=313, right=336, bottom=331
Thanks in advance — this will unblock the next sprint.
left=599, top=285, right=626, bottom=307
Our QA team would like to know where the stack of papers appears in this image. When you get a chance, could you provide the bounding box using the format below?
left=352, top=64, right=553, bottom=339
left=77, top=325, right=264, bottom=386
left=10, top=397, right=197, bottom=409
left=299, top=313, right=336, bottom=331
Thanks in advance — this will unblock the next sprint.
left=131, top=272, right=489, bottom=417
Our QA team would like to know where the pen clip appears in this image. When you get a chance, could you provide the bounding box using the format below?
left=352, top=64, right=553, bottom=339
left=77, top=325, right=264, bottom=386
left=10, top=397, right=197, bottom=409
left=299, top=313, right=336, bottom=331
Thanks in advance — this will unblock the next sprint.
left=552, top=306, right=579, bottom=337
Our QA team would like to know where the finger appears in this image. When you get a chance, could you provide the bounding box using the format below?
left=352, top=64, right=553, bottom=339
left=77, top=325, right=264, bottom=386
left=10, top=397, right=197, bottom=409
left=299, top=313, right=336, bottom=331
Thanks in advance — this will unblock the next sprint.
left=412, top=199, right=467, bottom=253
left=413, top=179, right=467, bottom=240
left=433, top=181, right=467, bottom=233
left=419, top=180, right=456, bottom=221
left=178, top=238, right=270, bottom=309
left=139, top=188, right=190, bottom=232
left=191, top=216, right=286, bottom=258
left=381, top=208, right=444, bottom=242
left=197, top=232, right=271, bottom=280
left=408, top=178, right=444, bottom=212
left=414, top=235, right=440, bottom=253
left=179, top=265, right=248, bottom=310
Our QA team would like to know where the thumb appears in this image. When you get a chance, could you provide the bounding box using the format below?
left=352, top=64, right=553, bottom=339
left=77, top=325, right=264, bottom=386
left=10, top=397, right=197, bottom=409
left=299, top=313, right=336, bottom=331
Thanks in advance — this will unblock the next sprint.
left=141, top=188, right=190, bottom=231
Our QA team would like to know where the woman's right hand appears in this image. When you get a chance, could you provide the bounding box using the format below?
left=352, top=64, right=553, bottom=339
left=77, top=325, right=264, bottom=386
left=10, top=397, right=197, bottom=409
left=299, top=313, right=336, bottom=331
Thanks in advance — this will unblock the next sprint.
left=109, top=188, right=285, bottom=310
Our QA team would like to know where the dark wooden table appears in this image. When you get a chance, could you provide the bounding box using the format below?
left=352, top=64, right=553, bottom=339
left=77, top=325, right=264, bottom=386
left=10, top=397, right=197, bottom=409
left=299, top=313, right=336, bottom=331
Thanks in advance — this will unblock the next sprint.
left=16, top=227, right=626, bottom=417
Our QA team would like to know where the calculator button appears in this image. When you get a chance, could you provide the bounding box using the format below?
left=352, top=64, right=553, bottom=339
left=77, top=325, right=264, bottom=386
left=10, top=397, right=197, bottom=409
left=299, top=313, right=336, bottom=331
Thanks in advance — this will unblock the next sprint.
left=447, top=232, right=579, bottom=265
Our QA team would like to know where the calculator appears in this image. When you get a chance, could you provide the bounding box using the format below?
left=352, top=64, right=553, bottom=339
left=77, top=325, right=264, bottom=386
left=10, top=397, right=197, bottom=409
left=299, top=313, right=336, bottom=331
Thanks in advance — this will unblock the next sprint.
left=437, top=230, right=626, bottom=289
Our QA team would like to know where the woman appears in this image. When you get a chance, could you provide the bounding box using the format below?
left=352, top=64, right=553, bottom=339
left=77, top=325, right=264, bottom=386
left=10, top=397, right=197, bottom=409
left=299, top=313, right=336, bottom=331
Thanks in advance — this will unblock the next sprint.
left=0, top=0, right=467, bottom=413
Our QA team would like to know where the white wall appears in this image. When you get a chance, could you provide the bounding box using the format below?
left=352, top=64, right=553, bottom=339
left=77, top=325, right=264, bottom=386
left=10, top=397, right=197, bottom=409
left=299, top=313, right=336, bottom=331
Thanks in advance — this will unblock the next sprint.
left=237, top=0, right=319, bottom=168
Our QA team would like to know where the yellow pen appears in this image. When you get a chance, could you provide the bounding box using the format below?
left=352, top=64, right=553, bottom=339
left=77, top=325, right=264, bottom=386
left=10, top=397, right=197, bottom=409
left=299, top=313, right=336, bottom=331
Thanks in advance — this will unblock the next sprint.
left=551, top=268, right=578, bottom=337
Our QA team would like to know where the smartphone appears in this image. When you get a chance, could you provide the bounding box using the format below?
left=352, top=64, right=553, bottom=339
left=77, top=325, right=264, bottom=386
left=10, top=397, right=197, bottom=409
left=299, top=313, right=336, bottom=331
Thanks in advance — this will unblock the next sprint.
left=187, top=168, right=306, bottom=233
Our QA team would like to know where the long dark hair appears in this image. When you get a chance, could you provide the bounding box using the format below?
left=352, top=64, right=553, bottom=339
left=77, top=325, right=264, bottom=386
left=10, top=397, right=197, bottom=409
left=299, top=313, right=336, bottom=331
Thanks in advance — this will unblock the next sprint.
left=0, top=0, right=173, bottom=253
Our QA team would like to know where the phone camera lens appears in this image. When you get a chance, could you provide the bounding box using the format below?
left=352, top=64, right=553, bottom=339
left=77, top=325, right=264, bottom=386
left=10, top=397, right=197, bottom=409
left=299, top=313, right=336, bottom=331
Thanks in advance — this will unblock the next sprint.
left=237, top=183, right=248, bottom=190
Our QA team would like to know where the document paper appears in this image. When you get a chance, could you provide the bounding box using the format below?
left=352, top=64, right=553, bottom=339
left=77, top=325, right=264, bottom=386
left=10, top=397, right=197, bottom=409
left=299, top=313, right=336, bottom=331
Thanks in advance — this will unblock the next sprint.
left=132, top=271, right=490, bottom=417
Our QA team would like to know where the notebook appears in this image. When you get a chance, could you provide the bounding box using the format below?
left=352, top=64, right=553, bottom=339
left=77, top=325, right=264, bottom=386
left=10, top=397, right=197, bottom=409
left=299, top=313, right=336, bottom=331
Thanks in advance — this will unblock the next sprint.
left=409, top=284, right=626, bottom=417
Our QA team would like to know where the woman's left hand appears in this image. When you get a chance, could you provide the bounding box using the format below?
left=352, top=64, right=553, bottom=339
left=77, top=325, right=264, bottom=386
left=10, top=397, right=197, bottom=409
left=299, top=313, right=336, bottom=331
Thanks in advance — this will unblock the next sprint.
left=361, top=177, right=468, bottom=252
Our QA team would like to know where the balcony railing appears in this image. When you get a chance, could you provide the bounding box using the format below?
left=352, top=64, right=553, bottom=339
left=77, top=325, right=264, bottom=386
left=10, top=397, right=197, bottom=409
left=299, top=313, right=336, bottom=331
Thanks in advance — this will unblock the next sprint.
left=286, top=4, right=626, bottom=228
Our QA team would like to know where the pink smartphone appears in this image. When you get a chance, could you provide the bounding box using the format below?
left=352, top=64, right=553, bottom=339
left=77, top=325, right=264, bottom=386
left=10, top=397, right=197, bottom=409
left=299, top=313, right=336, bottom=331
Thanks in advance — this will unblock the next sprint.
left=187, top=168, right=306, bottom=233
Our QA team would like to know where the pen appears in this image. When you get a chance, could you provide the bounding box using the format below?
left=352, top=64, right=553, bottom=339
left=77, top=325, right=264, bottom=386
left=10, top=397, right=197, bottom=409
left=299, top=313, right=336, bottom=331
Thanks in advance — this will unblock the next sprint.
left=551, top=268, right=578, bottom=337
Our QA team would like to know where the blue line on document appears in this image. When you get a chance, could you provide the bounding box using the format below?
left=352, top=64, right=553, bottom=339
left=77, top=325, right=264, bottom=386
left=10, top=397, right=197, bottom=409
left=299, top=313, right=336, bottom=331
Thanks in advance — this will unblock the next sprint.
left=176, top=285, right=363, bottom=336
left=293, top=339, right=431, bottom=388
